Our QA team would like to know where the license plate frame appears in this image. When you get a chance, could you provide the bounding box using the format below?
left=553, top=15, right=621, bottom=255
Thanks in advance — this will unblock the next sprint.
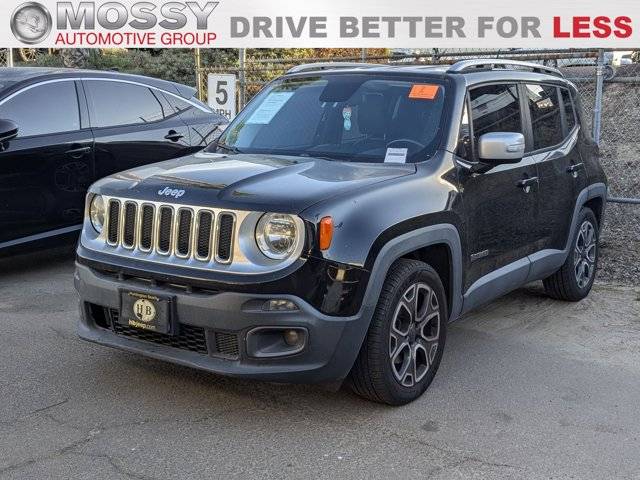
left=118, top=290, right=174, bottom=335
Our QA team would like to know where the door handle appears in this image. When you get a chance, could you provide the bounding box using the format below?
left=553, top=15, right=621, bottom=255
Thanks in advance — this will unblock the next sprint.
left=567, top=163, right=583, bottom=177
left=65, top=146, right=91, bottom=157
left=516, top=176, right=538, bottom=193
left=164, top=130, right=184, bottom=142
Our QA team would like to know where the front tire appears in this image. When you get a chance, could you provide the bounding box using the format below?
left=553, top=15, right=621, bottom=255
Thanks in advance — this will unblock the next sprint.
left=348, top=259, right=447, bottom=405
left=543, top=207, right=599, bottom=301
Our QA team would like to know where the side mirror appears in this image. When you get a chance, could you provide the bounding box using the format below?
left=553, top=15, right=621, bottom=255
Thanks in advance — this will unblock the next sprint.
left=0, top=119, right=18, bottom=146
left=478, top=132, right=525, bottom=165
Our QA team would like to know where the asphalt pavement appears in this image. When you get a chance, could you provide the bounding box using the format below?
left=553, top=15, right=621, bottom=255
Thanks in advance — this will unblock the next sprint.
left=1, top=249, right=639, bottom=479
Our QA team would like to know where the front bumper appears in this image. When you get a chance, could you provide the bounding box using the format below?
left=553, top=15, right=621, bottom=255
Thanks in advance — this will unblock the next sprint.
left=75, top=263, right=371, bottom=384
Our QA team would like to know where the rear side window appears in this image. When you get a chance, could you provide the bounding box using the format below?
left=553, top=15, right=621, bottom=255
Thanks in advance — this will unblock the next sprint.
left=561, top=88, right=576, bottom=132
left=0, top=81, right=80, bottom=137
left=469, top=84, right=522, bottom=158
left=163, top=94, right=193, bottom=115
left=85, top=81, right=168, bottom=128
left=525, top=84, right=563, bottom=150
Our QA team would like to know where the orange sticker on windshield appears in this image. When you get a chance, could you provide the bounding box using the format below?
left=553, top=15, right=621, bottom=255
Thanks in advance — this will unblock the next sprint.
left=409, top=84, right=440, bottom=100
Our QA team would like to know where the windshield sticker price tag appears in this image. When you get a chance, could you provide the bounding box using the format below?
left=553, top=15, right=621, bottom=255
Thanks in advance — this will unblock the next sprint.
left=246, top=91, right=294, bottom=124
left=384, top=148, right=408, bottom=163
left=409, top=84, right=440, bottom=100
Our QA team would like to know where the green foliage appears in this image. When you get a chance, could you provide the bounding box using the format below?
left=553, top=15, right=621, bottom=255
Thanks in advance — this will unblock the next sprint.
left=200, top=48, right=241, bottom=68
left=245, top=48, right=388, bottom=61
left=18, top=52, right=65, bottom=67
left=18, top=49, right=199, bottom=86
left=247, top=48, right=315, bottom=60
left=88, top=49, right=198, bottom=86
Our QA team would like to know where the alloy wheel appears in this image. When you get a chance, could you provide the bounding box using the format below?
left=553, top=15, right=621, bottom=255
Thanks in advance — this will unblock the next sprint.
left=574, top=220, right=597, bottom=289
left=389, top=282, right=441, bottom=387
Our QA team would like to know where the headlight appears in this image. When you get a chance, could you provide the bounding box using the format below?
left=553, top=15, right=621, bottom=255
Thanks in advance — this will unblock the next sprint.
left=255, top=213, right=299, bottom=260
left=89, top=194, right=105, bottom=234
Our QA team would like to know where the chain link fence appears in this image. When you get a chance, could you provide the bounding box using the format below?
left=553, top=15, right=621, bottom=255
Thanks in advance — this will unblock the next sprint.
left=197, top=50, right=595, bottom=100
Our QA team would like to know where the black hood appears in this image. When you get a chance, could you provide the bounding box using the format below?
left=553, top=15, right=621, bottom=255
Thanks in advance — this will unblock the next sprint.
left=91, top=152, right=416, bottom=213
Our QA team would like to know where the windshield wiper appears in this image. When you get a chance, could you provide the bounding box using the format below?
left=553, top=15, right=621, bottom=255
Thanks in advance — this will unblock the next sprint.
left=215, top=143, right=243, bottom=154
left=299, top=152, right=345, bottom=162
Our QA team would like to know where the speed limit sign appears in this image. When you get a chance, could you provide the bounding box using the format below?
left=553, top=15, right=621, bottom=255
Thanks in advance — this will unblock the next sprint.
left=207, top=74, right=237, bottom=120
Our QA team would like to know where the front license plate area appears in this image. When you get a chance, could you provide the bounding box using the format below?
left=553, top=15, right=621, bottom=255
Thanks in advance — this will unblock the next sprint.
left=119, top=291, right=173, bottom=335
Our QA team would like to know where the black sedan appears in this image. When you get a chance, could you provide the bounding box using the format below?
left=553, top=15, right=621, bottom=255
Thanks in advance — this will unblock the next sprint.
left=0, top=67, right=228, bottom=254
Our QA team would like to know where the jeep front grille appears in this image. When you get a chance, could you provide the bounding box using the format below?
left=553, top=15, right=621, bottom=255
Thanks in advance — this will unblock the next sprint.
left=122, top=202, right=137, bottom=248
left=107, top=200, right=120, bottom=245
left=157, top=206, right=173, bottom=254
left=196, top=211, right=213, bottom=259
left=140, top=204, right=154, bottom=251
left=176, top=209, right=193, bottom=257
left=104, top=199, right=237, bottom=264
left=216, top=213, right=235, bottom=262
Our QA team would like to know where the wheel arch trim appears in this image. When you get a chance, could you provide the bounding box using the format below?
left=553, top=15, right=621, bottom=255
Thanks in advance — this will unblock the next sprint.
left=327, top=224, right=463, bottom=382
left=359, top=224, right=463, bottom=323
left=557, top=183, right=607, bottom=257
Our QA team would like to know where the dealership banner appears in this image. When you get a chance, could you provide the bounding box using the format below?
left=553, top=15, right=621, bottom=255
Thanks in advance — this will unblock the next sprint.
left=1, top=0, right=638, bottom=48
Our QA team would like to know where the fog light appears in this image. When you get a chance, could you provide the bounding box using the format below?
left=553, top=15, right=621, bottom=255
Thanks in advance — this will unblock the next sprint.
left=283, top=329, right=302, bottom=346
left=263, top=299, right=298, bottom=311
left=246, top=327, right=308, bottom=358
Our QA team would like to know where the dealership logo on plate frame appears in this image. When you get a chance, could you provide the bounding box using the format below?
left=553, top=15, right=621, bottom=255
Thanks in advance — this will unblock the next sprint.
left=133, top=299, right=157, bottom=323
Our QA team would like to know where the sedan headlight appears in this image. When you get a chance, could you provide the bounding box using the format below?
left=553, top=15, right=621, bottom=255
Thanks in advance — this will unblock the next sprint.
left=89, top=194, right=105, bottom=234
left=255, top=213, right=299, bottom=260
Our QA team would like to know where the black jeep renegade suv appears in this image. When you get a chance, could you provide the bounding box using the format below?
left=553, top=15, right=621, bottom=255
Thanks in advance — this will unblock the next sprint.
left=75, top=59, right=607, bottom=405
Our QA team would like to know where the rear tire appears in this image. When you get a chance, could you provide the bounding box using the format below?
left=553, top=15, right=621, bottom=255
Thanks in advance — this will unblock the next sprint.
left=348, top=259, right=447, bottom=405
left=543, top=207, right=599, bottom=301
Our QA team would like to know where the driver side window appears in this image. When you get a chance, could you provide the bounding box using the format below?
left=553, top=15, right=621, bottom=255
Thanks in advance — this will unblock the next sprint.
left=469, top=84, right=522, bottom=160
left=0, top=81, right=81, bottom=138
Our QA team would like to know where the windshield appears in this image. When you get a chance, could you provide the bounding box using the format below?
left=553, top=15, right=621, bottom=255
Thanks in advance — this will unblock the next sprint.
left=208, top=74, right=447, bottom=164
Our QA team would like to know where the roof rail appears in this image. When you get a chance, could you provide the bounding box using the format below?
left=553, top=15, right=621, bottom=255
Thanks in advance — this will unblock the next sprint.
left=287, top=62, right=381, bottom=74
left=448, top=59, right=564, bottom=78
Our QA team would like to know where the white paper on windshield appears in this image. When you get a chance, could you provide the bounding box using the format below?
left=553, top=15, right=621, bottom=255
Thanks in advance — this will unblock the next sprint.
left=246, top=92, right=294, bottom=124
left=384, top=148, right=408, bottom=163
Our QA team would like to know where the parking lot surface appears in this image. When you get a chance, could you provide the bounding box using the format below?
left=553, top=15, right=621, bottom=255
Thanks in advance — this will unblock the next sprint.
left=1, top=249, right=639, bottom=479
